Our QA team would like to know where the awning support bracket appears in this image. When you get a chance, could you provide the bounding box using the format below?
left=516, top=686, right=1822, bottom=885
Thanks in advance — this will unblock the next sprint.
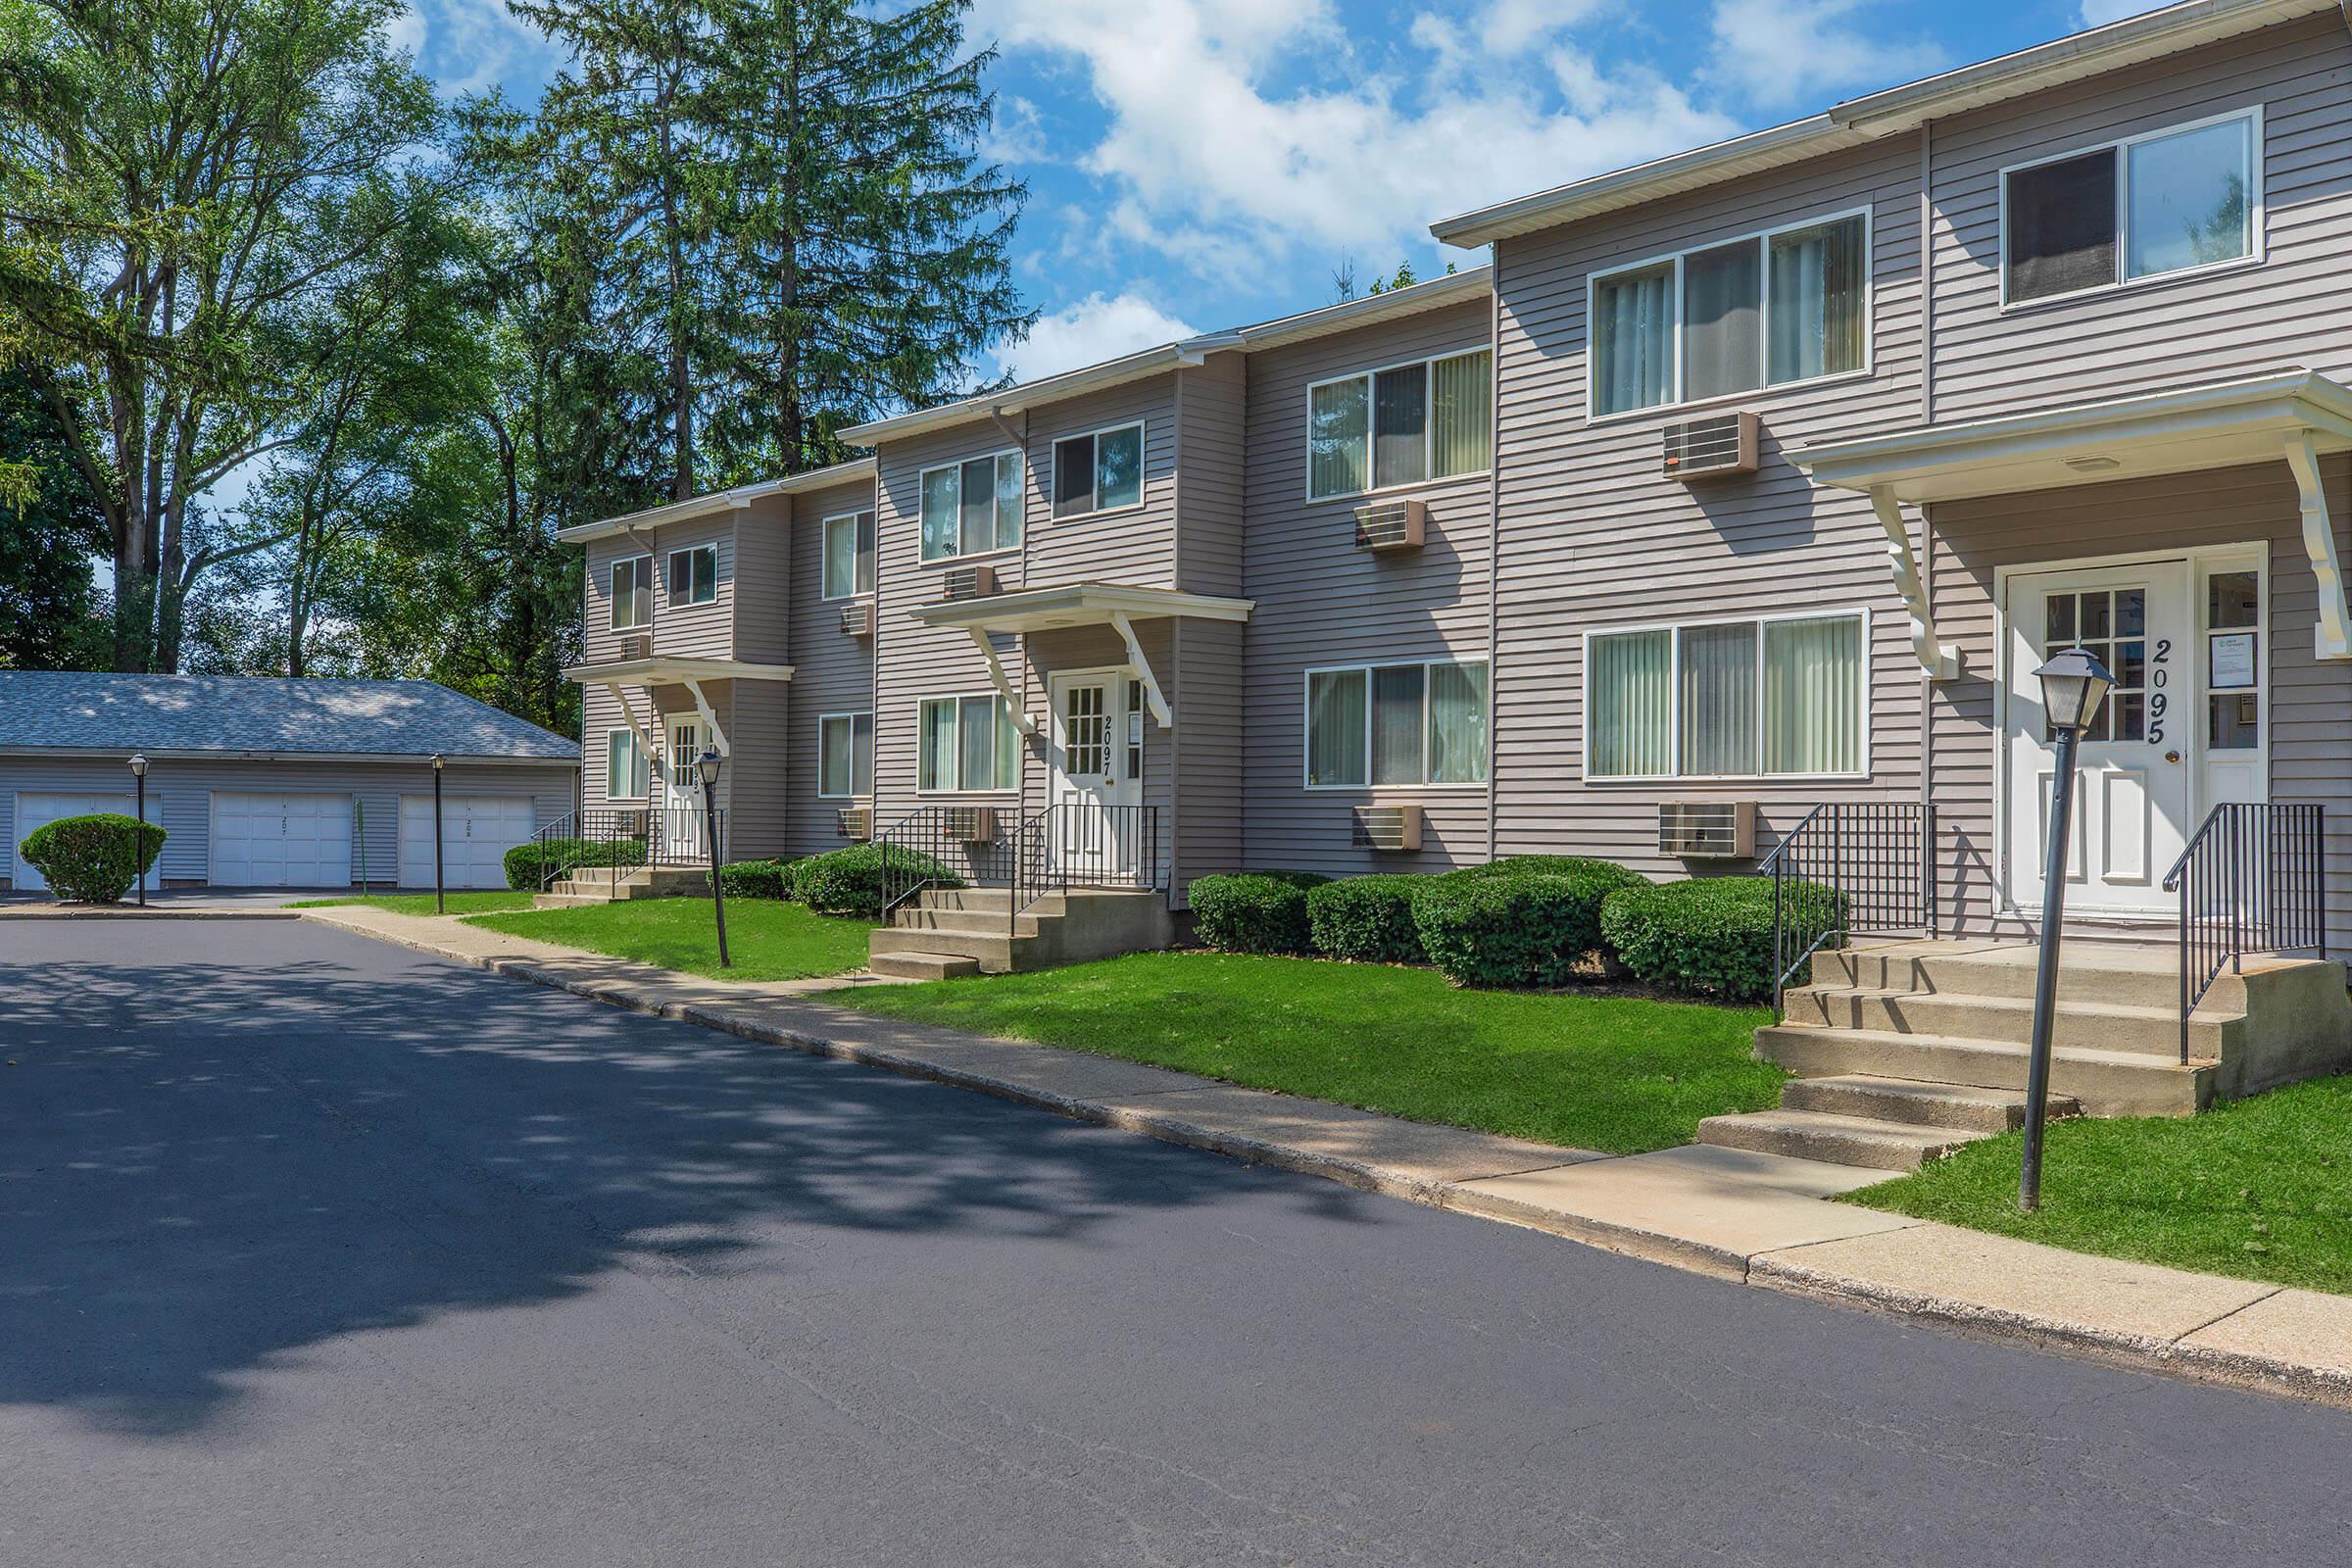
left=1870, top=486, right=1959, bottom=680
left=964, top=628, right=1040, bottom=737
left=604, top=681, right=655, bottom=758
left=2284, top=431, right=2352, bottom=660
left=1109, top=611, right=1173, bottom=728
left=682, top=677, right=730, bottom=758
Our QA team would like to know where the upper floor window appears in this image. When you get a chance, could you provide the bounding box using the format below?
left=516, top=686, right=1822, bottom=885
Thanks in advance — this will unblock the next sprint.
left=1307, top=349, right=1491, bottom=501
left=821, top=510, right=876, bottom=600
left=1304, top=659, right=1488, bottom=788
left=610, top=556, right=652, bottom=631
left=666, top=543, right=716, bottom=606
left=1590, top=212, right=1867, bottom=418
left=1586, top=611, right=1865, bottom=780
left=2003, top=110, right=2258, bottom=307
left=920, top=452, right=1022, bottom=562
left=1052, top=421, right=1145, bottom=518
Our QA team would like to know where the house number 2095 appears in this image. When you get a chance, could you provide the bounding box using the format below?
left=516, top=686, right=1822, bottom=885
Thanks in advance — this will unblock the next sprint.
left=2147, top=637, right=2170, bottom=744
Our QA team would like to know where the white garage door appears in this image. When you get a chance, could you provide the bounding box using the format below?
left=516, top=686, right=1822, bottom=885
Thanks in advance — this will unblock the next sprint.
left=400, top=794, right=536, bottom=890
left=211, top=792, right=352, bottom=888
left=11, top=792, right=156, bottom=895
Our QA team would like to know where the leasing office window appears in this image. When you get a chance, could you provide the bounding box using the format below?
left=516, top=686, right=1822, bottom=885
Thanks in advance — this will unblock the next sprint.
left=919, top=453, right=1023, bottom=561
left=2004, top=111, right=2257, bottom=305
left=821, top=510, right=876, bottom=599
left=609, top=556, right=653, bottom=630
left=1590, top=213, right=1867, bottom=416
left=917, top=695, right=1020, bottom=792
left=1052, top=422, right=1145, bottom=518
left=818, top=712, right=875, bottom=798
left=1306, top=350, right=1491, bottom=500
left=605, top=729, right=651, bottom=798
left=1305, top=660, right=1488, bottom=787
left=666, top=543, right=716, bottom=605
left=1587, top=612, right=1864, bottom=778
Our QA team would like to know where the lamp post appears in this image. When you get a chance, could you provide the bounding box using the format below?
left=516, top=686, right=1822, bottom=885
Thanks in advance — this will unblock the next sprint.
left=431, top=753, right=446, bottom=915
left=2021, top=645, right=2116, bottom=1212
left=697, top=746, right=728, bottom=968
left=127, top=754, right=148, bottom=906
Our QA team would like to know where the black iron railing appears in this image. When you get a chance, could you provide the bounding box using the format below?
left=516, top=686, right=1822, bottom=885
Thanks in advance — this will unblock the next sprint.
left=2161, top=803, right=2326, bottom=1064
left=1762, top=802, right=1936, bottom=1010
left=651, top=804, right=724, bottom=867
left=877, top=805, right=1016, bottom=917
left=526, top=807, right=651, bottom=892
left=1013, top=804, right=1165, bottom=929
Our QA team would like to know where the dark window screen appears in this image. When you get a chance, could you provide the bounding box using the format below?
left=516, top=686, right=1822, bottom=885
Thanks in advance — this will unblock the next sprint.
left=2007, top=150, right=2117, bottom=303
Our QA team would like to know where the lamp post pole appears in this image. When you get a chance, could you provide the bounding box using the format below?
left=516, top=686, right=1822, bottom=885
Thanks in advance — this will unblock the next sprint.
left=697, top=747, right=728, bottom=968
left=431, top=754, right=446, bottom=915
left=128, top=755, right=148, bottom=906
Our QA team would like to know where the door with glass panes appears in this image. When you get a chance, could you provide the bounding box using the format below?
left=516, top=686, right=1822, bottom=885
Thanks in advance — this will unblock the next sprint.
left=1047, top=668, right=1143, bottom=883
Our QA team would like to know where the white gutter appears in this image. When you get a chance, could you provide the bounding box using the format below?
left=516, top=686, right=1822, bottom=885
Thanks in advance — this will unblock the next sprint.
left=558, top=458, right=877, bottom=545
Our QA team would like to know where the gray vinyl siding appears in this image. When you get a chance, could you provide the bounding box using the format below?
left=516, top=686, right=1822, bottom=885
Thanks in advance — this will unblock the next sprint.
left=1171, top=616, right=1243, bottom=893
left=1027, top=374, right=1181, bottom=588
left=1174, top=353, right=1248, bottom=596
left=730, top=494, right=794, bottom=665
left=784, top=476, right=881, bottom=855
left=582, top=511, right=740, bottom=664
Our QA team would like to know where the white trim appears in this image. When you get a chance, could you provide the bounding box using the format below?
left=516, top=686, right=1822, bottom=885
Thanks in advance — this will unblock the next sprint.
left=1049, top=418, right=1149, bottom=520
left=916, top=448, right=1025, bottom=564
left=815, top=710, right=875, bottom=800
left=912, top=691, right=1025, bottom=796
left=568, top=656, right=795, bottom=684
left=1299, top=657, right=1494, bottom=792
left=1579, top=606, right=1875, bottom=784
left=664, top=542, right=717, bottom=606
left=818, top=508, right=877, bottom=602
left=558, top=459, right=874, bottom=544
left=1304, top=346, right=1494, bottom=502
left=1872, top=486, right=1959, bottom=679
left=608, top=555, right=653, bottom=631
left=907, top=581, right=1254, bottom=635
left=603, top=726, right=651, bottom=800
left=1996, top=105, right=2264, bottom=311
left=1584, top=206, right=1875, bottom=422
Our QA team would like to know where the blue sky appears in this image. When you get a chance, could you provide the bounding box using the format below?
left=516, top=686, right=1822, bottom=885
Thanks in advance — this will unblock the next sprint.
left=393, top=0, right=2163, bottom=387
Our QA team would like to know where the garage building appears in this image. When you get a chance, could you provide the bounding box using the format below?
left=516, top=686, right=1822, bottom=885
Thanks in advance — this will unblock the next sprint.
left=0, top=673, right=578, bottom=893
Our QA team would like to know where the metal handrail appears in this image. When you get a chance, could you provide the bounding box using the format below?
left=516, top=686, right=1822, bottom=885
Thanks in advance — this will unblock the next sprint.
left=1763, top=802, right=1935, bottom=1012
left=2161, top=802, right=2325, bottom=1064
left=1010, top=804, right=1165, bottom=934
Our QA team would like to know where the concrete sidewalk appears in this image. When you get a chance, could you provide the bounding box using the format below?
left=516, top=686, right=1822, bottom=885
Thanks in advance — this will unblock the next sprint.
left=291, top=903, right=2352, bottom=1408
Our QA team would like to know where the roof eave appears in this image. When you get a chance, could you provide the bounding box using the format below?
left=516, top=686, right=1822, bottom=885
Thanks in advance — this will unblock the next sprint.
left=559, top=459, right=877, bottom=545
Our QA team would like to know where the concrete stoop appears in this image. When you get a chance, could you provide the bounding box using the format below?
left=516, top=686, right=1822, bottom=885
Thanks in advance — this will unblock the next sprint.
left=533, top=865, right=708, bottom=909
left=867, top=886, right=1173, bottom=979
left=1700, top=938, right=2352, bottom=1172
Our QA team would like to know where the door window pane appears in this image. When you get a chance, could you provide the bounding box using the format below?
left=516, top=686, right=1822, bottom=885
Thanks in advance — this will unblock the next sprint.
left=1126, top=679, right=1145, bottom=781
left=1592, top=263, right=1672, bottom=416
left=1306, top=669, right=1368, bottom=786
left=920, top=467, right=959, bottom=560
left=1428, top=662, right=1488, bottom=784
left=1065, top=685, right=1107, bottom=777
left=1372, top=365, right=1428, bottom=490
left=1309, top=377, right=1369, bottom=499
left=1682, top=240, right=1761, bottom=402
left=1768, top=216, right=1865, bottom=384
left=2209, top=570, right=2259, bottom=628
left=2007, top=149, right=2118, bottom=302
left=2129, top=118, right=2253, bottom=279
left=1588, top=630, right=1671, bottom=777
left=1763, top=615, right=1861, bottom=773
left=1371, top=664, right=1426, bottom=785
left=1679, top=621, right=1759, bottom=775
left=1096, top=425, right=1143, bottom=511
left=1431, top=351, right=1491, bottom=478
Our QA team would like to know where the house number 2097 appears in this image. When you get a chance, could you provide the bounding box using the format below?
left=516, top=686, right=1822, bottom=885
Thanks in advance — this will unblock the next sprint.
left=2148, top=637, right=2170, bottom=744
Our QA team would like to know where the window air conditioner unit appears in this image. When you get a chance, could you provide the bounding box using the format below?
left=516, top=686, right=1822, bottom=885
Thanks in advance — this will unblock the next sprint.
left=942, top=564, right=999, bottom=601
left=945, top=806, right=999, bottom=844
left=1350, top=805, right=1423, bottom=853
left=839, top=600, right=873, bottom=636
left=619, top=634, right=652, bottom=660
left=1657, top=801, right=1755, bottom=859
left=1662, top=412, right=1759, bottom=481
left=1354, top=498, right=1427, bottom=553
left=835, top=806, right=871, bottom=841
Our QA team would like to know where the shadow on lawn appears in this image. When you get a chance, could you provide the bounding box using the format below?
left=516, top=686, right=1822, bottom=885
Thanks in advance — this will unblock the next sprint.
left=0, top=925, right=1364, bottom=1439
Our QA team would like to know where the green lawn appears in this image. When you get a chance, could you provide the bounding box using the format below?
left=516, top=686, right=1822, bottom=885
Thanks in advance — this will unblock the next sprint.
left=465, top=897, right=877, bottom=982
left=288, top=891, right=537, bottom=915
left=1845, top=1073, right=2352, bottom=1296
left=838, top=951, right=1781, bottom=1154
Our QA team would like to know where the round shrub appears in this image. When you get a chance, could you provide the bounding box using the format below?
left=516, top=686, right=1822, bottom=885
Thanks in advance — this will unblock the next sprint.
left=714, top=858, right=792, bottom=900
left=1188, top=872, right=1315, bottom=955
left=1254, top=869, right=1333, bottom=891
left=1411, top=874, right=1608, bottom=988
left=21, top=812, right=166, bottom=904
left=1453, top=855, right=1646, bottom=888
left=503, top=836, right=645, bottom=890
left=1305, top=874, right=1428, bottom=963
left=787, top=843, right=959, bottom=917
left=1433, top=857, right=1647, bottom=971
left=1599, top=875, right=1828, bottom=1002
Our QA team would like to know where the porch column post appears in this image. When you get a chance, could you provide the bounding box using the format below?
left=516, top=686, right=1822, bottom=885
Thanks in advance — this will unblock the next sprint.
left=2283, top=431, right=2352, bottom=661
left=1870, top=485, right=1959, bottom=680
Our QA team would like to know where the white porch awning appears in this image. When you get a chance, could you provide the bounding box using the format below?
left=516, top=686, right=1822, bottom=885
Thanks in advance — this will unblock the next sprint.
left=562, top=657, right=795, bottom=760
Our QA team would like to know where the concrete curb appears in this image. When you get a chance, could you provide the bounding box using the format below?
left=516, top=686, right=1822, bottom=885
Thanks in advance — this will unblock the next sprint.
left=291, top=906, right=2352, bottom=1412
left=0, top=906, right=301, bottom=920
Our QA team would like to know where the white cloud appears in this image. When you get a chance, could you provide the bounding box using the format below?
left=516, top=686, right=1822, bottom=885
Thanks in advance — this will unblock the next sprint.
left=2077, top=0, right=2162, bottom=24
left=996, top=292, right=1202, bottom=382
left=1704, top=0, right=1943, bottom=112
left=398, top=0, right=564, bottom=100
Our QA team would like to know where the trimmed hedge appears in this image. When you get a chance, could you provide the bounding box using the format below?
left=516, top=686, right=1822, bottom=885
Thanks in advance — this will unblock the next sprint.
left=21, top=812, right=166, bottom=904
left=1453, top=855, right=1644, bottom=887
left=503, top=837, right=646, bottom=891
left=787, top=843, right=959, bottom=917
left=1599, top=875, right=1833, bottom=1002
left=1188, top=872, right=1317, bottom=955
left=1411, top=874, right=1607, bottom=989
left=1305, top=874, right=1428, bottom=964
left=714, top=858, right=792, bottom=900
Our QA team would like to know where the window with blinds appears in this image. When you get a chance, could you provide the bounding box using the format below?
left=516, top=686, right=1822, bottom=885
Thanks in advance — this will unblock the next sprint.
left=1588, top=613, right=1865, bottom=779
left=1306, top=349, right=1492, bottom=500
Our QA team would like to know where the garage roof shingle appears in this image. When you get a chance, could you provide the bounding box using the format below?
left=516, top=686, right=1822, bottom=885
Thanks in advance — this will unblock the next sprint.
left=0, top=674, right=578, bottom=761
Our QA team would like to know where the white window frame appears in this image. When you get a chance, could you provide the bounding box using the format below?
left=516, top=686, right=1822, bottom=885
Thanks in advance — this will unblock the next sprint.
left=603, top=727, right=651, bottom=799
left=1580, top=607, right=1873, bottom=784
left=1299, top=658, right=1492, bottom=792
left=816, top=710, right=875, bottom=799
left=1050, top=419, right=1148, bottom=520
left=1303, top=348, right=1494, bottom=502
left=917, top=449, right=1024, bottom=564
left=1996, top=106, right=2264, bottom=312
left=819, top=509, right=875, bottom=601
left=913, top=691, right=1022, bottom=795
left=609, top=555, right=653, bottom=631
left=665, top=542, right=717, bottom=606
left=1583, top=206, right=1874, bottom=424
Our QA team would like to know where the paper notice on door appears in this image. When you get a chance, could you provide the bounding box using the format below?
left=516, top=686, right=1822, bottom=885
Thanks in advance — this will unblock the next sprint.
left=2210, top=632, right=2257, bottom=689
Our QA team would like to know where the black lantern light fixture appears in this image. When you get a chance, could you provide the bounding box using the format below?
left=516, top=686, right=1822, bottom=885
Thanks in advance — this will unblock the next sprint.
left=2019, top=645, right=2116, bottom=1212
left=697, top=746, right=728, bottom=968
left=127, top=754, right=149, bottom=906
left=431, top=752, right=447, bottom=915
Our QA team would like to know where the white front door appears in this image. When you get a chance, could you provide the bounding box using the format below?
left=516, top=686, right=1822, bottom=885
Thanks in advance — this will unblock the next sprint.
left=1047, top=669, right=1142, bottom=882
left=2004, top=561, right=2192, bottom=918
left=662, top=715, right=710, bottom=859
left=399, top=795, right=537, bottom=890
left=11, top=792, right=154, bottom=894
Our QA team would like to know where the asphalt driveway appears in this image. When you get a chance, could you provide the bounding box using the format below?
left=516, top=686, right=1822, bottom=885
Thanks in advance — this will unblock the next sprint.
left=3, top=918, right=2348, bottom=1567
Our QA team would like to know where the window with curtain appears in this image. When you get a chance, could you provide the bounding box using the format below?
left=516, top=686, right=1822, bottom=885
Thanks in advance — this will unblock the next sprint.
left=1306, top=660, right=1489, bottom=787
left=605, top=729, right=650, bottom=798
left=1682, top=242, right=1759, bottom=403
left=1592, top=262, right=1672, bottom=416
left=917, top=696, right=1019, bottom=791
left=1769, top=218, right=1866, bottom=384
left=1306, top=351, right=1491, bottom=500
left=2004, top=111, right=2255, bottom=304
left=1589, top=613, right=1864, bottom=778
left=609, top=556, right=651, bottom=630
left=919, top=454, right=1023, bottom=562
left=1052, top=423, right=1145, bottom=518
left=818, top=713, right=874, bottom=798
left=821, top=511, right=875, bottom=599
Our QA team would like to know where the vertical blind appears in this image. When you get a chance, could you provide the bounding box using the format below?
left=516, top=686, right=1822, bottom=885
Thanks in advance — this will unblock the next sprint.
left=1592, top=264, right=1672, bottom=416
left=1428, top=661, right=1488, bottom=784
left=1590, top=614, right=1863, bottom=777
left=1308, top=378, right=1369, bottom=499
left=1678, top=621, right=1758, bottom=776
left=1371, top=665, right=1426, bottom=785
left=1588, top=629, right=1671, bottom=776
left=1306, top=662, right=1488, bottom=786
left=1761, top=616, right=1861, bottom=773
left=1431, top=351, right=1491, bottom=480
left=1306, top=669, right=1369, bottom=786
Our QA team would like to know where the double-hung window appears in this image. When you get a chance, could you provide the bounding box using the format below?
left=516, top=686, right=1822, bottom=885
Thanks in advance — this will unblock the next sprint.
left=1586, top=612, right=1865, bottom=779
left=1052, top=421, right=1145, bottom=518
left=1590, top=212, right=1868, bottom=417
left=821, top=510, right=876, bottom=599
left=1306, top=350, right=1491, bottom=500
left=817, top=712, right=875, bottom=798
left=916, top=695, right=1020, bottom=792
left=919, top=452, right=1023, bottom=562
left=609, top=556, right=652, bottom=630
left=2003, top=110, right=2258, bottom=306
left=1304, top=660, right=1488, bottom=787
left=605, top=729, right=651, bottom=798
left=666, top=543, right=716, bottom=606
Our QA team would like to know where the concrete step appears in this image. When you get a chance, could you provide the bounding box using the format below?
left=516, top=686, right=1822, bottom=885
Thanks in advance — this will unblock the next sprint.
left=1813, top=942, right=2192, bottom=1010
left=1694, top=1108, right=1986, bottom=1172
left=868, top=951, right=985, bottom=981
left=1756, top=1023, right=2213, bottom=1117
left=892, top=906, right=1043, bottom=938
left=1780, top=1074, right=2081, bottom=1134
left=1782, top=984, right=2230, bottom=1058
left=867, top=924, right=1037, bottom=974
left=533, top=892, right=624, bottom=909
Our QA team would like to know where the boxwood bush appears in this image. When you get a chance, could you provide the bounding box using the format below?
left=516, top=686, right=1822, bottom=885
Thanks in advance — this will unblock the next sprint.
left=1598, top=875, right=1838, bottom=1002
left=1188, top=872, right=1318, bottom=955
left=1304, top=874, right=1428, bottom=963
left=503, top=837, right=646, bottom=891
left=787, top=843, right=958, bottom=917
left=1411, top=874, right=1614, bottom=988
left=714, top=858, right=792, bottom=900
left=21, top=812, right=166, bottom=904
